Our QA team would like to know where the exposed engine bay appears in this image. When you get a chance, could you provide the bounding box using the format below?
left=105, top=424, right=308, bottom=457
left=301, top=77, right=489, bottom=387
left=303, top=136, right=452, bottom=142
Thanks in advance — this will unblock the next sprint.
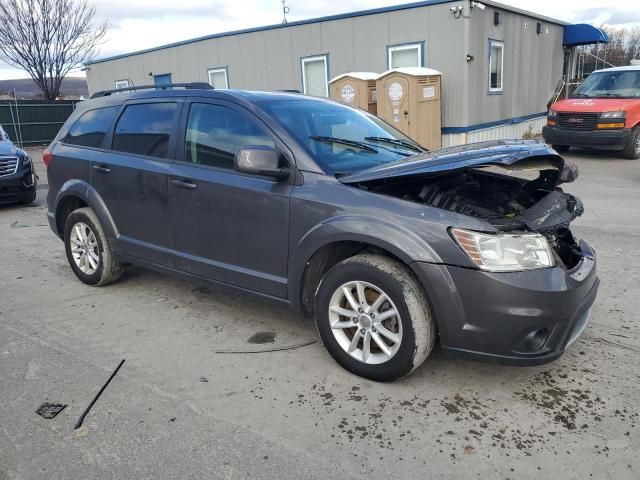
left=349, top=160, right=585, bottom=269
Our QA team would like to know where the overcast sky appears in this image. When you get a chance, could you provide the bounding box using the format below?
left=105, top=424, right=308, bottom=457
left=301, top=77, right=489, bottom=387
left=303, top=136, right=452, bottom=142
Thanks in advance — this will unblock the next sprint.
left=1, top=0, right=638, bottom=80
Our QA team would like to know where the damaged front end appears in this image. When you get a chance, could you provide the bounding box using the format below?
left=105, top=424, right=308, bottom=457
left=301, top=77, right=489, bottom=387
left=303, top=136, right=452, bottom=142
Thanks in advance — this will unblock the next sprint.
left=340, top=141, right=585, bottom=270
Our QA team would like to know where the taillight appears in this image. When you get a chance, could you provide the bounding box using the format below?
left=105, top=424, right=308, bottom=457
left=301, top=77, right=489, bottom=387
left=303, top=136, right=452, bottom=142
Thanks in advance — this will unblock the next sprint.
left=43, top=148, right=52, bottom=168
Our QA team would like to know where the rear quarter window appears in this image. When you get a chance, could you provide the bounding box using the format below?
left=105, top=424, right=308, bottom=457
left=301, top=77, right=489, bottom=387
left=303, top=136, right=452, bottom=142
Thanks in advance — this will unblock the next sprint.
left=63, top=106, right=118, bottom=148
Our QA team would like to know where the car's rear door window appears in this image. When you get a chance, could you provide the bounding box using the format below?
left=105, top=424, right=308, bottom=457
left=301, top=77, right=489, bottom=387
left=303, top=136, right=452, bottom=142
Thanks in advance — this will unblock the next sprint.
left=184, top=103, right=275, bottom=170
left=112, top=102, right=178, bottom=158
left=63, top=106, right=118, bottom=148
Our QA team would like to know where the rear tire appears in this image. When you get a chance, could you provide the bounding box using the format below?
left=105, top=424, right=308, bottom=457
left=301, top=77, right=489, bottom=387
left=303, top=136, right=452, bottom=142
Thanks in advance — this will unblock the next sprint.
left=552, top=145, right=570, bottom=153
left=314, top=254, right=436, bottom=382
left=621, top=126, right=640, bottom=160
left=63, top=207, right=125, bottom=286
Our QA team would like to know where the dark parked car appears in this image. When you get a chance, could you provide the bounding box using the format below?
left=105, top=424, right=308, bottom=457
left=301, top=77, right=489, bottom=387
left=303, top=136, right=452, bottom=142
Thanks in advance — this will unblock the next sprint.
left=0, top=125, right=37, bottom=204
left=45, top=84, right=598, bottom=381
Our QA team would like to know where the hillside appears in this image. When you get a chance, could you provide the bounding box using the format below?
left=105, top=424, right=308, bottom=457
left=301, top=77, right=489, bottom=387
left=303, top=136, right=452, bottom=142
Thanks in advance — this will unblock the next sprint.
left=0, top=77, right=88, bottom=99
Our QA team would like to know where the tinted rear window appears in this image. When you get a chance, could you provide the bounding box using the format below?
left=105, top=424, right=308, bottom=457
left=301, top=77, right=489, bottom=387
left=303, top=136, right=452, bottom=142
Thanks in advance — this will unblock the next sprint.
left=64, top=106, right=118, bottom=148
left=112, top=103, right=177, bottom=158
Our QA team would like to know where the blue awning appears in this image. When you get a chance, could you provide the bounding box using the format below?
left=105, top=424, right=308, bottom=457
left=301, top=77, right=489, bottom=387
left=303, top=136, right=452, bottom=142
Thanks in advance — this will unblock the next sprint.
left=563, top=24, right=609, bottom=46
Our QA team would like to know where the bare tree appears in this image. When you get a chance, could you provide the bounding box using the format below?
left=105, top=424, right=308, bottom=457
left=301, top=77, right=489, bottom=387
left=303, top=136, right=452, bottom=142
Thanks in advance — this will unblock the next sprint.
left=0, top=0, right=107, bottom=99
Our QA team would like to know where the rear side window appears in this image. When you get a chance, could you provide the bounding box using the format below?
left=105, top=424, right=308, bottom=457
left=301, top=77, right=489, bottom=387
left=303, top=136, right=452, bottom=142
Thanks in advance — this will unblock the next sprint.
left=184, top=103, right=275, bottom=169
left=64, top=106, right=118, bottom=148
left=112, top=103, right=177, bottom=158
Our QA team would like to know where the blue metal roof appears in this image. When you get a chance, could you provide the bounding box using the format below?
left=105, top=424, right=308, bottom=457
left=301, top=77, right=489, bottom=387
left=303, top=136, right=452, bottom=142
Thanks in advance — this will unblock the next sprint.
left=563, top=23, right=609, bottom=46
left=87, top=0, right=567, bottom=65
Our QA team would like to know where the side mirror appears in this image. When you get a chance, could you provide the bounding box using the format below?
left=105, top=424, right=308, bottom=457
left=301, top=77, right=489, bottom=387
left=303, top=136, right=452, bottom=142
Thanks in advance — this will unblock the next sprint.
left=234, top=146, right=290, bottom=180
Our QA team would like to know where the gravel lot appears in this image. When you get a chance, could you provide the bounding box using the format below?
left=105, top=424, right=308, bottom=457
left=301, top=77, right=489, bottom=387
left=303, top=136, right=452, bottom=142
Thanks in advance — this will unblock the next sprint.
left=1, top=146, right=638, bottom=479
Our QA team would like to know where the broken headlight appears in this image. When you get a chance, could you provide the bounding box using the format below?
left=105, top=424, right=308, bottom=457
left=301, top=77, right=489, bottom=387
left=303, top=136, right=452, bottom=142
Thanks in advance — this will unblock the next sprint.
left=451, top=228, right=555, bottom=272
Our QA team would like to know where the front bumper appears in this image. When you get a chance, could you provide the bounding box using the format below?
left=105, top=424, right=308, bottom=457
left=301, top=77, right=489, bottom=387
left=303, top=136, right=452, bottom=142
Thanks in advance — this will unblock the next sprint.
left=413, top=240, right=599, bottom=366
left=542, top=125, right=631, bottom=150
left=0, top=165, right=37, bottom=204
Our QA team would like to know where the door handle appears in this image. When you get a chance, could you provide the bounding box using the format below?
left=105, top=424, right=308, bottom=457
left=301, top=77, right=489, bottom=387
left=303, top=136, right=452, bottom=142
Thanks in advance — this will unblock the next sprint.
left=172, top=179, right=198, bottom=190
left=93, top=165, right=111, bottom=174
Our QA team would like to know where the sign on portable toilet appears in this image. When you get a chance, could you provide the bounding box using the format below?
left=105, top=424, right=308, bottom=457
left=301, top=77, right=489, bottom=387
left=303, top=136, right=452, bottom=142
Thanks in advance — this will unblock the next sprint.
left=376, top=67, right=442, bottom=150
left=329, top=72, right=380, bottom=114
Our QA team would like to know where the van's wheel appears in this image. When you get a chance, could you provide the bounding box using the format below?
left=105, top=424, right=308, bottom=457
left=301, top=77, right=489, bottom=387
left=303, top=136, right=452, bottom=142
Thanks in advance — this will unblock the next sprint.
left=314, top=254, right=436, bottom=382
left=621, top=126, right=640, bottom=159
left=552, top=145, right=570, bottom=153
left=63, top=207, right=125, bottom=286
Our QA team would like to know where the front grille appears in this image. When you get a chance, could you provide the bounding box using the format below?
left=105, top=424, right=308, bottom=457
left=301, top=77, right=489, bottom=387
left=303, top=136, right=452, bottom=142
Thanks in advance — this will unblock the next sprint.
left=0, top=157, right=18, bottom=177
left=556, top=112, right=599, bottom=131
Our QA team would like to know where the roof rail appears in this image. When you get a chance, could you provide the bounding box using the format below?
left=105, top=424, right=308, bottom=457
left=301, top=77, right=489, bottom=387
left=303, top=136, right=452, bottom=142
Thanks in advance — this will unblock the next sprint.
left=90, top=82, right=213, bottom=98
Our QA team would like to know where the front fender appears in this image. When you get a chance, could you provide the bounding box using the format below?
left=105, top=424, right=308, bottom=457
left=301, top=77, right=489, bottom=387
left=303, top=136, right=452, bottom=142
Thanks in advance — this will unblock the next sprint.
left=52, top=179, right=119, bottom=240
left=288, top=215, right=442, bottom=306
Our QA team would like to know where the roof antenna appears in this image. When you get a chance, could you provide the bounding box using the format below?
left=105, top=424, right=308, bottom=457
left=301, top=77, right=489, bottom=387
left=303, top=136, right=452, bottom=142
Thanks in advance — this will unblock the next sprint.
left=281, top=0, right=290, bottom=24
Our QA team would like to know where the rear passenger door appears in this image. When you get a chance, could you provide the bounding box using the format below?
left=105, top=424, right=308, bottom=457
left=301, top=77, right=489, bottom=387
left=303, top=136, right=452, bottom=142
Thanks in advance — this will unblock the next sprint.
left=91, top=100, right=180, bottom=264
left=169, top=101, right=293, bottom=298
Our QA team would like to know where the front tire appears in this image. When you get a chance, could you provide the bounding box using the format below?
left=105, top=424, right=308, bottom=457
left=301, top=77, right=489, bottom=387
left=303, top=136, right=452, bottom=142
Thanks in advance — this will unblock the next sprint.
left=314, top=254, right=436, bottom=381
left=621, top=126, right=640, bottom=160
left=63, top=207, right=125, bottom=286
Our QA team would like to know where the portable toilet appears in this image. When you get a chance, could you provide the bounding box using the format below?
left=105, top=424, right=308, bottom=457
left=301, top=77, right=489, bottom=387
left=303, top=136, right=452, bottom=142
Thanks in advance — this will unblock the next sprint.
left=376, top=67, right=442, bottom=150
left=329, top=72, right=380, bottom=114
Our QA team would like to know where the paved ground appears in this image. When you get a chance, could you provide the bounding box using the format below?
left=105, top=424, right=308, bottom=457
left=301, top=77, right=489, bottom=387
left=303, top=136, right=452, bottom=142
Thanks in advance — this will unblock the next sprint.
left=1, top=147, right=638, bottom=479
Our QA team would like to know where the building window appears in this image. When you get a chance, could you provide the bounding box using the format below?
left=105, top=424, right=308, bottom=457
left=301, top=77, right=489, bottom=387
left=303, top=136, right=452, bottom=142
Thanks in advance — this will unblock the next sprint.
left=489, top=40, right=504, bottom=93
left=388, top=43, right=423, bottom=69
left=153, top=73, right=172, bottom=86
left=114, top=80, right=129, bottom=90
left=208, top=67, right=229, bottom=89
left=301, top=55, right=328, bottom=97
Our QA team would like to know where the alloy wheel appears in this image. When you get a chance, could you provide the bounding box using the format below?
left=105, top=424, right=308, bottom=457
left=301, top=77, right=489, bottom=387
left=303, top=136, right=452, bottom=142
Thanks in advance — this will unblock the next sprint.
left=328, top=281, right=403, bottom=364
left=69, top=222, right=100, bottom=275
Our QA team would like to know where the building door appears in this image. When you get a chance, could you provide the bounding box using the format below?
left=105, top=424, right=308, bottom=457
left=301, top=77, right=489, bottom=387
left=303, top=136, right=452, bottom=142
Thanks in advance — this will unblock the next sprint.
left=154, top=73, right=172, bottom=86
left=169, top=101, right=292, bottom=298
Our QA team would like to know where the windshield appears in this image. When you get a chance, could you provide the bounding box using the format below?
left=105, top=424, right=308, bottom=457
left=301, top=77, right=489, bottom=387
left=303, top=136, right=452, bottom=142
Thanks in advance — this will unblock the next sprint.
left=572, top=70, right=640, bottom=98
left=258, top=99, right=423, bottom=174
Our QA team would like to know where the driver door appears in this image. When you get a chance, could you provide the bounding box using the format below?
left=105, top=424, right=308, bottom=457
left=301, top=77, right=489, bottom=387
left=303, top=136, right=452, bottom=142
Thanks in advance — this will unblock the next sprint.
left=169, top=100, right=293, bottom=298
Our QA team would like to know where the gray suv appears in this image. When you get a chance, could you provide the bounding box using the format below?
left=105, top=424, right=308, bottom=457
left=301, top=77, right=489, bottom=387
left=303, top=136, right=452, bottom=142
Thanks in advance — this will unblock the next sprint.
left=45, top=84, right=599, bottom=381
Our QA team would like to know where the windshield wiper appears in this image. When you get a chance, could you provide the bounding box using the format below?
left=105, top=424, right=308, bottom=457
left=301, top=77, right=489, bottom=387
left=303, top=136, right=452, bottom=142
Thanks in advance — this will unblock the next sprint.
left=309, top=136, right=377, bottom=153
left=364, top=136, right=425, bottom=153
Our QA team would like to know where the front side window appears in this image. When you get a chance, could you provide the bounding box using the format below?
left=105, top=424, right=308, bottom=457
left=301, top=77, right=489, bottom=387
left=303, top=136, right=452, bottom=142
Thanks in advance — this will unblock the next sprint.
left=112, top=103, right=177, bottom=158
left=258, top=99, right=422, bottom=175
left=301, top=55, right=328, bottom=97
left=573, top=70, right=640, bottom=98
left=388, top=43, right=422, bottom=69
left=208, top=68, right=229, bottom=89
left=489, top=40, right=504, bottom=92
left=184, top=103, right=275, bottom=170
left=64, top=106, right=118, bottom=148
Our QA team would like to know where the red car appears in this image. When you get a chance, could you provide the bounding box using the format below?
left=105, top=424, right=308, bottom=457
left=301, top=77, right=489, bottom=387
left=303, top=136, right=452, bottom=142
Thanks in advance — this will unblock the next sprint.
left=543, top=66, right=640, bottom=159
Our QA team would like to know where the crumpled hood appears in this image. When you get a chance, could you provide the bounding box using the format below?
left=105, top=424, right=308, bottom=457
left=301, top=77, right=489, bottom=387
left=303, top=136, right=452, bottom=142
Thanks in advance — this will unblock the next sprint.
left=339, top=140, right=577, bottom=184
